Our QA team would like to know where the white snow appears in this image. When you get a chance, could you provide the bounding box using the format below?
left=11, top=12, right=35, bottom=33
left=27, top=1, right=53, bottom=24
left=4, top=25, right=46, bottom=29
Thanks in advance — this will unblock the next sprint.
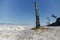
left=0, top=24, right=60, bottom=40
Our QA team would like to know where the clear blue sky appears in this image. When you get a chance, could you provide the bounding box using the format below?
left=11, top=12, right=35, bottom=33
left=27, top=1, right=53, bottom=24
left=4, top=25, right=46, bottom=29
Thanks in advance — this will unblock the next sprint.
left=0, top=0, right=60, bottom=26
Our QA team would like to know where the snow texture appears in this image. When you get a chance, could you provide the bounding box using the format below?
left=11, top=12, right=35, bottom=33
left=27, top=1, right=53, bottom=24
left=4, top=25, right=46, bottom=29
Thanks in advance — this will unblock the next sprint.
left=0, top=24, right=60, bottom=40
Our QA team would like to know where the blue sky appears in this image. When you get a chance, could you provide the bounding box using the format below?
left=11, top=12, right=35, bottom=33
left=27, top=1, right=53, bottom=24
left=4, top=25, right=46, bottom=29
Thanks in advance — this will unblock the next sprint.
left=0, top=0, right=60, bottom=26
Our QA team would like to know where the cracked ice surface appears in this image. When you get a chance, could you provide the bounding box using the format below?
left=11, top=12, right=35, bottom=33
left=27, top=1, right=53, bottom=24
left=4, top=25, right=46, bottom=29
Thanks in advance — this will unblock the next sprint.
left=0, top=26, right=60, bottom=40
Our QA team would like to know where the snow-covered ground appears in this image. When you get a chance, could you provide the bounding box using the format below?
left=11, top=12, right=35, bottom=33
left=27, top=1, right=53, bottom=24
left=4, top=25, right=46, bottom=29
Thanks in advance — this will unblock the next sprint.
left=0, top=24, right=60, bottom=40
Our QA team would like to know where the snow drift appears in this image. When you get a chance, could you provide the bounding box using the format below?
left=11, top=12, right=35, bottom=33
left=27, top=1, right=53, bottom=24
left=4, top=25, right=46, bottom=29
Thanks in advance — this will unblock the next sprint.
left=0, top=24, right=60, bottom=40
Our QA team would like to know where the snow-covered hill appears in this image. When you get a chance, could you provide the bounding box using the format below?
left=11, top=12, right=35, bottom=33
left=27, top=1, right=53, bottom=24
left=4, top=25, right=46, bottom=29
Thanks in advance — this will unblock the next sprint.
left=0, top=24, right=60, bottom=40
